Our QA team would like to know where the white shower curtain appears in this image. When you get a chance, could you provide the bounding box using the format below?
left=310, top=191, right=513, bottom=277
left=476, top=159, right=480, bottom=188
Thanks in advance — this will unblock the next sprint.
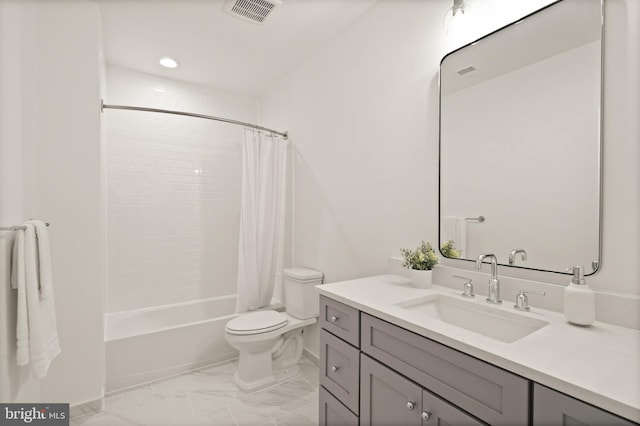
left=236, top=128, right=289, bottom=312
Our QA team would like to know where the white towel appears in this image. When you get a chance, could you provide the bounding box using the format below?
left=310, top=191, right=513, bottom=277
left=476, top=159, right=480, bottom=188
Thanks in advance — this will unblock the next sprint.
left=12, top=228, right=29, bottom=364
left=442, top=216, right=467, bottom=256
left=11, top=220, right=61, bottom=378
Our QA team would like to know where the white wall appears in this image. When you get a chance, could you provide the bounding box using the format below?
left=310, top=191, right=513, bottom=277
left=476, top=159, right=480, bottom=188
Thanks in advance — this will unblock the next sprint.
left=260, top=0, right=448, bottom=356
left=263, top=0, right=447, bottom=284
left=105, top=66, right=258, bottom=312
left=260, top=0, right=640, bottom=356
left=0, top=0, right=40, bottom=404
left=597, top=0, right=640, bottom=295
left=0, top=0, right=105, bottom=406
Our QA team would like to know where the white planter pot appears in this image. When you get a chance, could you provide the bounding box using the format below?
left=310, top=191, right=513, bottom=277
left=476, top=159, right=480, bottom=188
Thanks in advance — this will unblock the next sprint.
left=410, top=269, right=433, bottom=289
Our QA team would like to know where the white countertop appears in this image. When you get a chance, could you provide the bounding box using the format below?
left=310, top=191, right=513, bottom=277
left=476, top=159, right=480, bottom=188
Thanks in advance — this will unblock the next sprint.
left=317, top=274, right=640, bottom=423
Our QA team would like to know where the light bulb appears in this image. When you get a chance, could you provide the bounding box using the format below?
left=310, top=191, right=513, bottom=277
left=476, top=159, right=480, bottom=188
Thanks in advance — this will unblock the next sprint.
left=159, top=57, right=178, bottom=68
left=443, top=0, right=473, bottom=35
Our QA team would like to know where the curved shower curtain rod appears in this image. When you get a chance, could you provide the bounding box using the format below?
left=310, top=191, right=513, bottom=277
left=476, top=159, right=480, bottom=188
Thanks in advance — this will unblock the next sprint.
left=101, top=100, right=289, bottom=139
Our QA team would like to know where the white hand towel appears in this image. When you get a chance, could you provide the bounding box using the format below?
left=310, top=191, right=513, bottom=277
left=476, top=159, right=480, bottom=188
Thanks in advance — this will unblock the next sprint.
left=29, top=220, right=54, bottom=299
left=12, top=221, right=61, bottom=379
left=29, top=220, right=61, bottom=378
left=455, top=216, right=467, bottom=256
left=12, top=228, right=29, bottom=365
left=442, top=216, right=467, bottom=256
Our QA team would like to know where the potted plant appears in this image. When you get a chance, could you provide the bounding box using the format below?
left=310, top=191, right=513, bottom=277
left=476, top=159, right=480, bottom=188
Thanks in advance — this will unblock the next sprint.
left=441, top=240, right=462, bottom=259
left=400, top=241, right=439, bottom=288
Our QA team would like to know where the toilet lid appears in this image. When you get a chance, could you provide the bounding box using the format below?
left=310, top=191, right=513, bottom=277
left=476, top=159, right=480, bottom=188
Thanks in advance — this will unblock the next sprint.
left=225, top=310, right=288, bottom=335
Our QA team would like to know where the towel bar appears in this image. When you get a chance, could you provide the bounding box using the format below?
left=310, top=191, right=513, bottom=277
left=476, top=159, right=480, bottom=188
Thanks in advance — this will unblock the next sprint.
left=0, top=222, right=51, bottom=231
left=465, top=216, right=485, bottom=223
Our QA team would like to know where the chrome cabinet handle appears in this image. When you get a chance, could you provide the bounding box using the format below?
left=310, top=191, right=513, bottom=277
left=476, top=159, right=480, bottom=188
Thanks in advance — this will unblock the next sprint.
left=330, top=315, right=339, bottom=322
left=406, top=401, right=416, bottom=410
left=330, top=365, right=339, bottom=373
left=421, top=411, right=432, bottom=421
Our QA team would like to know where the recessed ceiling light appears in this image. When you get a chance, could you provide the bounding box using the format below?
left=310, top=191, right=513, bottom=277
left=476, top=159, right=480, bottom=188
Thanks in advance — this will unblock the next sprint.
left=159, top=57, right=178, bottom=68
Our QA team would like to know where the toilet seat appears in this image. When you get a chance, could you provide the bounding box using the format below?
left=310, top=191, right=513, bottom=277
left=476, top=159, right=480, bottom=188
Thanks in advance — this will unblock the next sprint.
left=225, top=310, right=288, bottom=335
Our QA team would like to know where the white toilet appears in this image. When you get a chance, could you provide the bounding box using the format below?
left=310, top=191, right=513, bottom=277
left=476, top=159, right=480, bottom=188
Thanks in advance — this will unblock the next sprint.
left=224, top=267, right=323, bottom=392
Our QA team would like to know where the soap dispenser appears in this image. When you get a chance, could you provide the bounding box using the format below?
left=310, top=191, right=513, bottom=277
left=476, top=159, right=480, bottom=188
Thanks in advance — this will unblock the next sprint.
left=564, top=266, right=595, bottom=326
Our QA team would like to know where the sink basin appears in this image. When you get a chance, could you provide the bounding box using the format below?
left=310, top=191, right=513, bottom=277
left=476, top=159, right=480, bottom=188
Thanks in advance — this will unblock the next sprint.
left=395, top=294, right=548, bottom=343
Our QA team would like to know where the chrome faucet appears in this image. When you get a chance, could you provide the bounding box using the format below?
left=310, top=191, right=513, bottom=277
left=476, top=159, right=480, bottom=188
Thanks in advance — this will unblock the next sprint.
left=508, top=249, right=527, bottom=266
left=476, top=254, right=502, bottom=304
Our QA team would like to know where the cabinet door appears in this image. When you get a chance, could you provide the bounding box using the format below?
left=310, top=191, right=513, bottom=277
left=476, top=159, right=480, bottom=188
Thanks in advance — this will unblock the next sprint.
left=533, top=384, right=637, bottom=426
left=361, top=354, right=423, bottom=426
left=320, top=386, right=359, bottom=426
left=422, top=389, right=486, bottom=426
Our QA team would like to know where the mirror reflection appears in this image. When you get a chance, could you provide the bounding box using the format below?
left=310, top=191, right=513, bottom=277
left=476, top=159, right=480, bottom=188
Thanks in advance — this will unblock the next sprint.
left=439, top=0, right=602, bottom=275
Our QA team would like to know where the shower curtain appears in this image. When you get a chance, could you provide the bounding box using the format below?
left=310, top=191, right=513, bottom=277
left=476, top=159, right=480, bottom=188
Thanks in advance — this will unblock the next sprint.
left=236, top=128, right=289, bottom=312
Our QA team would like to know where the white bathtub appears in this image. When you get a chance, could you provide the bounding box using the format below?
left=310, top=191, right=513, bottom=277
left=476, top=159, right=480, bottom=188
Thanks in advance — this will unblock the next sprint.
left=105, top=295, right=283, bottom=392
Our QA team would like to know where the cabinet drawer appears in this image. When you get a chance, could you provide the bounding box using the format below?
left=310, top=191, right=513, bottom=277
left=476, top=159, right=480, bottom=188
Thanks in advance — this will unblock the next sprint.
left=320, top=386, right=359, bottom=426
left=320, top=329, right=360, bottom=415
left=320, top=296, right=360, bottom=347
left=361, top=313, right=529, bottom=426
left=533, top=383, right=637, bottom=426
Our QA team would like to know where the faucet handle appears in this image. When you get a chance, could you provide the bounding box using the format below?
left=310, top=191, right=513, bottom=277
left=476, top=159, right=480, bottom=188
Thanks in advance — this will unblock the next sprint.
left=514, top=289, right=546, bottom=311
left=453, top=275, right=475, bottom=298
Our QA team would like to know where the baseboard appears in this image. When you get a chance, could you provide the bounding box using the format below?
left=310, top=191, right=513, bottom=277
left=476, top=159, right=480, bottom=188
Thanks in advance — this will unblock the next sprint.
left=303, top=348, right=318, bottom=366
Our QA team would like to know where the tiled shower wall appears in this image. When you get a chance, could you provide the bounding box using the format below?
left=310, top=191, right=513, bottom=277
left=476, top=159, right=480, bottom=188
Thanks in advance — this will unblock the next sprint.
left=105, top=66, right=258, bottom=313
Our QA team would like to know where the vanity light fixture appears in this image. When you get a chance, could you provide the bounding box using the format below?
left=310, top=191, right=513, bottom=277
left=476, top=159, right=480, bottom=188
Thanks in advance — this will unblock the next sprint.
left=159, top=57, right=178, bottom=68
left=452, top=0, right=467, bottom=17
left=443, top=0, right=472, bottom=34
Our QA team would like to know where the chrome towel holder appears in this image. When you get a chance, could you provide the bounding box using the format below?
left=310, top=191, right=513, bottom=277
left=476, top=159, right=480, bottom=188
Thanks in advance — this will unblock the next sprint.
left=0, top=222, right=51, bottom=231
left=464, top=216, right=485, bottom=223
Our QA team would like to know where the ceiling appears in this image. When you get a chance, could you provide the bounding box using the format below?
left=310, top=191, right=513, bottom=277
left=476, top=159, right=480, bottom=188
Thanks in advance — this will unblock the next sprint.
left=98, top=0, right=379, bottom=96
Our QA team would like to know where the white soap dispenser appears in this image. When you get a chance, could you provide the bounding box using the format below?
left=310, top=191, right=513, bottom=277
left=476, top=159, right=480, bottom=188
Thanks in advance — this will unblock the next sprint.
left=564, top=266, right=595, bottom=326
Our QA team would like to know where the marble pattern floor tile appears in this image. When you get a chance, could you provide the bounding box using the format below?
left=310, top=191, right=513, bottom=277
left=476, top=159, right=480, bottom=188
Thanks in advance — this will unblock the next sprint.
left=71, top=358, right=319, bottom=426
left=70, top=400, right=102, bottom=419
left=225, top=379, right=318, bottom=426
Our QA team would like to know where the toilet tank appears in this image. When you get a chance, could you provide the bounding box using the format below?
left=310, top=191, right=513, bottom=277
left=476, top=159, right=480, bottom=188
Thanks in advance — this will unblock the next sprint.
left=283, top=267, right=323, bottom=319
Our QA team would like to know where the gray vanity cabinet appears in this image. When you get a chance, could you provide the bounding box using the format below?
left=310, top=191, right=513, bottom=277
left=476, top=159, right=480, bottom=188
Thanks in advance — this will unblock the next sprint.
left=361, top=313, right=529, bottom=425
left=320, top=386, right=359, bottom=426
left=421, top=385, right=486, bottom=426
left=320, top=329, right=360, bottom=414
left=533, top=384, right=638, bottom=426
left=320, top=296, right=360, bottom=347
left=319, top=295, right=637, bottom=426
left=319, top=296, right=361, bottom=425
left=360, top=354, right=423, bottom=425
left=361, top=354, right=485, bottom=426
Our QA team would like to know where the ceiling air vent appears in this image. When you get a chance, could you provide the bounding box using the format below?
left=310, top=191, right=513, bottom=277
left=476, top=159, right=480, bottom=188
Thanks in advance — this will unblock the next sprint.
left=223, top=0, right=282, bottom=24
left=456, top=65, right=478, bottom=76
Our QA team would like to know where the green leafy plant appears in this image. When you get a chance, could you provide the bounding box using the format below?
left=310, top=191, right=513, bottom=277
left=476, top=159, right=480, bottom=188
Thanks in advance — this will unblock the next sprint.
left=441, top=240, right=462, bottom=258
left=400, top=241, right=439, bottom=271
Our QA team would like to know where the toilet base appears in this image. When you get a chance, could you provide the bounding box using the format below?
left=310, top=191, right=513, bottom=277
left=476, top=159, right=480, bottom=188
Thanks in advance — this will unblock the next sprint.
left=225, top=314, right=317, bottom=393
left=234, top=364, right=301, bottom=393
left=233, top=328, right=305, bottom=393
